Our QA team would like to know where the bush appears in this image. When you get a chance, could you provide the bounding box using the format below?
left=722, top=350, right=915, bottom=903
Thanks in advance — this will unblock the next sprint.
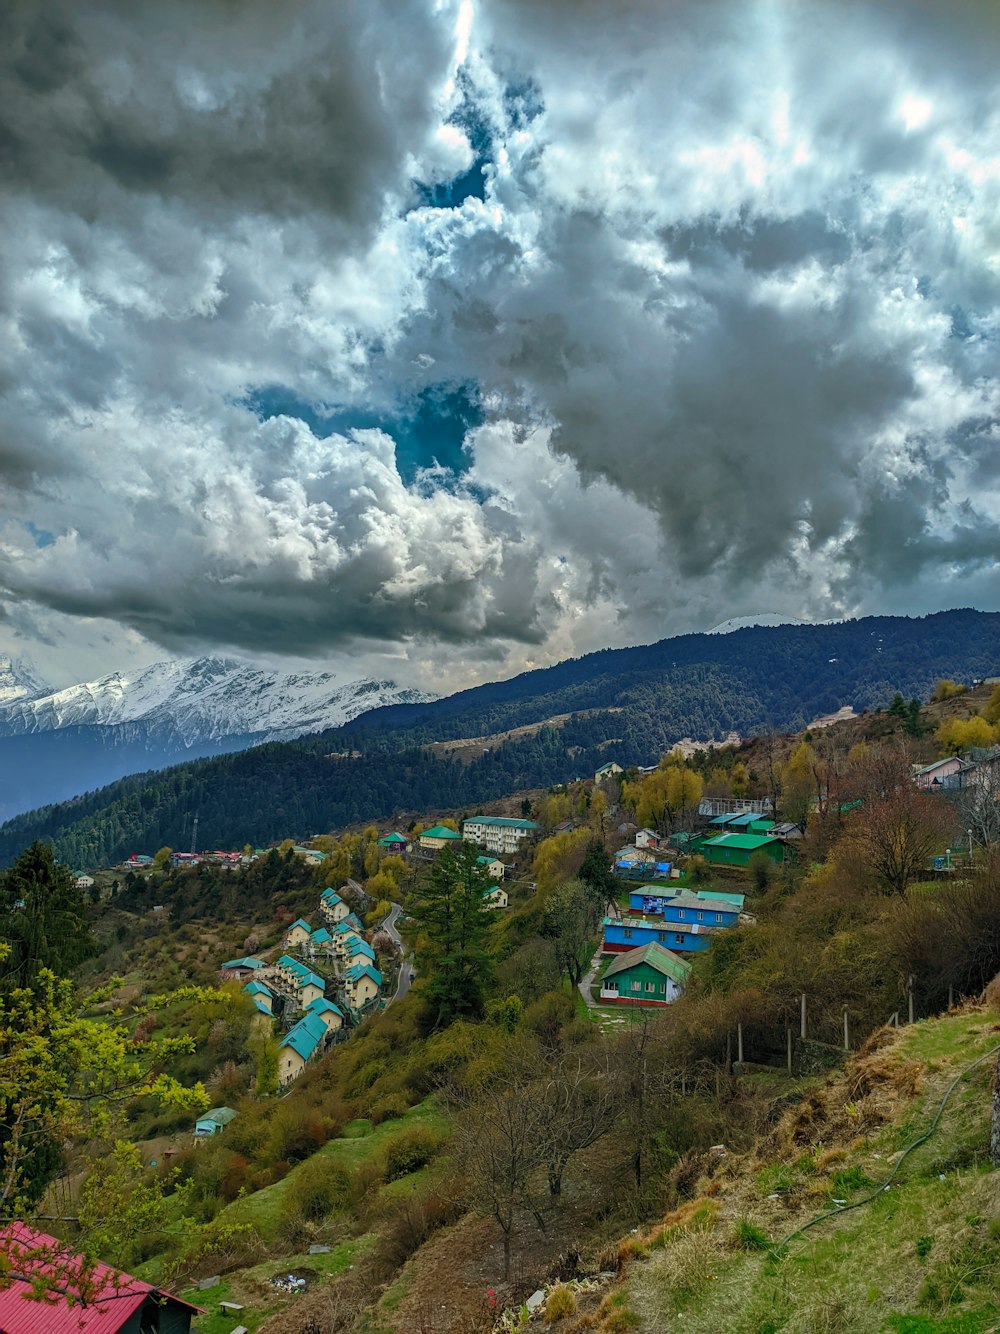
left=687, top=856, right=712, bottom=885
left=291, top=1159, right=353, bottom=1223
left=369, top=1092, right=410, bottom=1125
left=734, top=1219, right=771, bottom=1251
left=545, top=1284, right=577, bottom=1321
left=380, top=1128, right=441, bottom=1183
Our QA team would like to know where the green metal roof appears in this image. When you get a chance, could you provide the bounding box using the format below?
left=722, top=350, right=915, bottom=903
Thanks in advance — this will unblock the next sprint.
left=200, top=1106, right=237, bottom=1126
left=463, top=816, right=539, bottom=830
left=603, top=942, right=692, bottom=986
left=421, top=825, right=462, bottom=839
left=701, top=833, right=782, bottom=851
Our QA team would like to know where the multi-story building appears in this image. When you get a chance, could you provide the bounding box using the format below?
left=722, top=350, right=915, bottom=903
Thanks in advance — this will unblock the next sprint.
left=462, top=816, right=540, bottom=856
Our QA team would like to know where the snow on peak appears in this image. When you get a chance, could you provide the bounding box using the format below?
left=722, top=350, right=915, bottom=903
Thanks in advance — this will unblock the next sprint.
left=0, top=656, right=434, bottom=745
left=0, top=655, right=51, bottom=706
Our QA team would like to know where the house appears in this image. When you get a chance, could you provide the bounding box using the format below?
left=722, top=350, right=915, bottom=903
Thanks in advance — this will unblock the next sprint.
left=306, top=995, right=345, bottom=1033
left=319, top=888, right=350, bottom=924
left=420, top=825, right=463, bottom=851
left=482, top=884, right=509, bottom=909
left=242, top=979, right=274, bottom=1013
left=330, top=922, right=363, bottom=958
left=194, top=1106, right=237, bottom=1138
left=169, top=852, right=201, bottom=868
left=626, top=890, right=740, bottom=928
left=124, top=853, right=153, bottom=868
left=269, top=956, right=327, bottom=1009
left=345, top=937, right=376, bottom=965
left=0, top=1223, right=202, bottom=1333
left=913, top=756, right=972, bottom=791
left=599, top=943, right=691, bottom=1006
left=75, top=874, right=95, bottom=889
left=344, top=961, right=382, bottom=1010
left=285, top=917, right=313, bottom=948
left=667, top=831, right=704, bottom=854
left=723, top=812, right=770, bottom=832
left=769, top=821, right=804, bottom=840
left=700, top=833, right=790, bottom=866
left=379, top=832, right=410, bottom=852
left=635, top=829, right=664, bottom=850
left=220, top=955, right=266, bottom=982
left=594, top=761, right=624, bottom=784
left=292, top=845, right=328, bottom=864
left=707, top=810, right=753, bottom=831
left=602, top=915, right=714, bottom=954
left=342, top=911, right=365, bottom=932
left=477, top=855, right=505, bottom=878
left=279, top=1011, right=329, bottom=1084
left=461, top=816, right=541, bottom=856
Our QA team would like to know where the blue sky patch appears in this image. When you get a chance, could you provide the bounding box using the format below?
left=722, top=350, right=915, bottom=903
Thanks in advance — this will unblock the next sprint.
left=244, top=382, right=484, bottom=485
left=24, top=521, right=55, bottom=548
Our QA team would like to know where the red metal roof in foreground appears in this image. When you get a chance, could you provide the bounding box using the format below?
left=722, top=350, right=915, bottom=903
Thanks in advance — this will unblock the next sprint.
left=0, top=1223, right=202, bottom=1334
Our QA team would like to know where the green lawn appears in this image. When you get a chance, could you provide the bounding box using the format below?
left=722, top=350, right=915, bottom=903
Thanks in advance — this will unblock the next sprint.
left=211, top=1097, right=449, bottom=1244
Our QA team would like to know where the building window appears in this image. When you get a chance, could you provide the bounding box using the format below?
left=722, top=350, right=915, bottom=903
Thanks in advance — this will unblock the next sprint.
left=697, top=911, right=704, bottom=921
left=623, top=928, right=632, bottom=939
left=645, top=981, right=655, bottom=992
left=632, top=980, right=642, bottom=991
left=674, top=934, right=685, bottom=944
left=605, top=979, right=618, bottom=991
left=716, top=913, right=723, bottom=923
left=657, top=931, right=666, bottom=942
left=678, top=910, right=686, bottom=918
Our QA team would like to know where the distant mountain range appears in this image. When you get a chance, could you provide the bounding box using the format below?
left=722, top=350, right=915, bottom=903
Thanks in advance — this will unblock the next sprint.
left=2, top=608, right=998, bottom=869
left=0, top=656, right=431, bottom=821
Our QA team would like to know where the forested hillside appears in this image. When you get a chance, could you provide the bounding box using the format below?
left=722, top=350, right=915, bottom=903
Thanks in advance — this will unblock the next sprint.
left=1, top=609, right=997, bottom=867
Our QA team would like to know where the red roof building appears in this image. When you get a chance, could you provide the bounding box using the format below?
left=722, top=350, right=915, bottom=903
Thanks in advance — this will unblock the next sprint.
left=0, top=1224, right=202, bottom=1334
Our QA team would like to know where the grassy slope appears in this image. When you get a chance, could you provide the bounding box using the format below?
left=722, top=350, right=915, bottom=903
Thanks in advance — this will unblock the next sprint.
left=621, top=1009, right=1000, bottom=1333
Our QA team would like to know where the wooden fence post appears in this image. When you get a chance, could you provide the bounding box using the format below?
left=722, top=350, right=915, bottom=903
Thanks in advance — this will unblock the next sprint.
left=908, top=975, right=915, bottom=1025
left=787, top=1025, right=793, bottom=1075
left=800, top=993, right=807, bottom=1041
left=843, top=1008, right=849, bottom=1052
left=737, top=1022, right=744, bottom=1066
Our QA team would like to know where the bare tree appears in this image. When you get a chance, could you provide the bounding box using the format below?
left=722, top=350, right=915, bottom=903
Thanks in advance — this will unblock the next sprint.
left=452, top=1079, right=548, bottom=1280
left=957, top=765, right=1000, bottom=849
left=537, top=1054, right=622, bottom=1196
left=854, top=742, right=957, bottom=896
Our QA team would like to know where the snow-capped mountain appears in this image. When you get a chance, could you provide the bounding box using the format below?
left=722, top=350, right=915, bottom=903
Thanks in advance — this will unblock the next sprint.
left=0, top=655, right=51, bottom=707
left=0, top=657, right=433, bottom=823
left=0, top=656, right=432, bottom=745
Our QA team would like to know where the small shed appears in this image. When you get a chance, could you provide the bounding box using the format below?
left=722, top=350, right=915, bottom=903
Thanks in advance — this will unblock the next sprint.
left=195, top=1106, right=237, bottom=1138
left=701, top=833, right=790, bottom=866
left=599, top=942, right=691, bottom=1006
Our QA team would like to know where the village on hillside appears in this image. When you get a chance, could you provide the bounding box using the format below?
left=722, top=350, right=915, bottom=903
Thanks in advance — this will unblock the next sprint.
left=95, top=704, right=1000, bottom=1116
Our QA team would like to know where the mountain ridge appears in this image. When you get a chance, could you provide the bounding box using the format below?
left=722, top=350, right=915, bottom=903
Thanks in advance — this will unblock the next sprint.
left=2, top=608, right=997, bottom=867
left=0, top=656, right=432, bottom=822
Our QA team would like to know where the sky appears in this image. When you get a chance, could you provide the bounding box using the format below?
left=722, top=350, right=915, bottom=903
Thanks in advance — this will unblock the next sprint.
left=2, top=0, right=1000, bottom=693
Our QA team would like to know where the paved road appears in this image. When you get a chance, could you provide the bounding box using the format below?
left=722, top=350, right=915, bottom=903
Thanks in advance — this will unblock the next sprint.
left=384, top=902, right=414, bottom=1004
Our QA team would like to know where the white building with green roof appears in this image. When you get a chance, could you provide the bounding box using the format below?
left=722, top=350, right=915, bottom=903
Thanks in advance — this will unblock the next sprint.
left=462, top=816, right=540, bottom=856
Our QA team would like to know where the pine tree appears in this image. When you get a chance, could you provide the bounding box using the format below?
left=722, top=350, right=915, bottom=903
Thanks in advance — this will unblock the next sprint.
left=0, top=842, right=95, bottom=988
left=410, top=841, right=493, bottom=1026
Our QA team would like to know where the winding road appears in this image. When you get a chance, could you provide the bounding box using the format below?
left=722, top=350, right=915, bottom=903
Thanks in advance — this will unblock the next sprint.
left=384, top=902, right=414, bottom=1003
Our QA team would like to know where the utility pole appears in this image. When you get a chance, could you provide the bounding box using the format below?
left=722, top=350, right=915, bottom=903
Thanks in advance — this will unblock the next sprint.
left=191, top=814, right=199, bottom=856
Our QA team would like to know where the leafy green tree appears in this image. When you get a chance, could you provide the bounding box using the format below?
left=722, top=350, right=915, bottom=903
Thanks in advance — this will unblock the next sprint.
left=0, top=842, right=95, bottom=988
left=0, top=958, right=208, bottom=1214
left=410, top=841, right=494, bottom=1027
left=77, top=1141, right=170, bottom=1268
left=578, top=838, right=616, bottom=915
left=543, top=881, right=599, bottom=988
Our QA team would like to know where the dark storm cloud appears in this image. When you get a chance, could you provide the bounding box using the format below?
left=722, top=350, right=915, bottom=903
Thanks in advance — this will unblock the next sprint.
left=0, top=0, right=453, bottom=227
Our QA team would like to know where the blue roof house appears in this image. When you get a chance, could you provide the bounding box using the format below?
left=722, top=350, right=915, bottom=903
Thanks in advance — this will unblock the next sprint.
left=278, top=1012, right=328, bottom=1084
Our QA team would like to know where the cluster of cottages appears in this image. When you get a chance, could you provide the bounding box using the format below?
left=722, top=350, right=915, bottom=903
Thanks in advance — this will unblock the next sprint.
left=615, top=808, right=801, bottom=880
left=220, top=888, right=384, bottom=1086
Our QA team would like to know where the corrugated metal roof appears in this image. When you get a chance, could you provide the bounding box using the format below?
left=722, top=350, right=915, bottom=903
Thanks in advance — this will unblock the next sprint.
left=604, top=942, right=692, bottom=986
left=0, top=1224, right=201, bottom=1333
left=702, top=833, right=781, bottom=851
